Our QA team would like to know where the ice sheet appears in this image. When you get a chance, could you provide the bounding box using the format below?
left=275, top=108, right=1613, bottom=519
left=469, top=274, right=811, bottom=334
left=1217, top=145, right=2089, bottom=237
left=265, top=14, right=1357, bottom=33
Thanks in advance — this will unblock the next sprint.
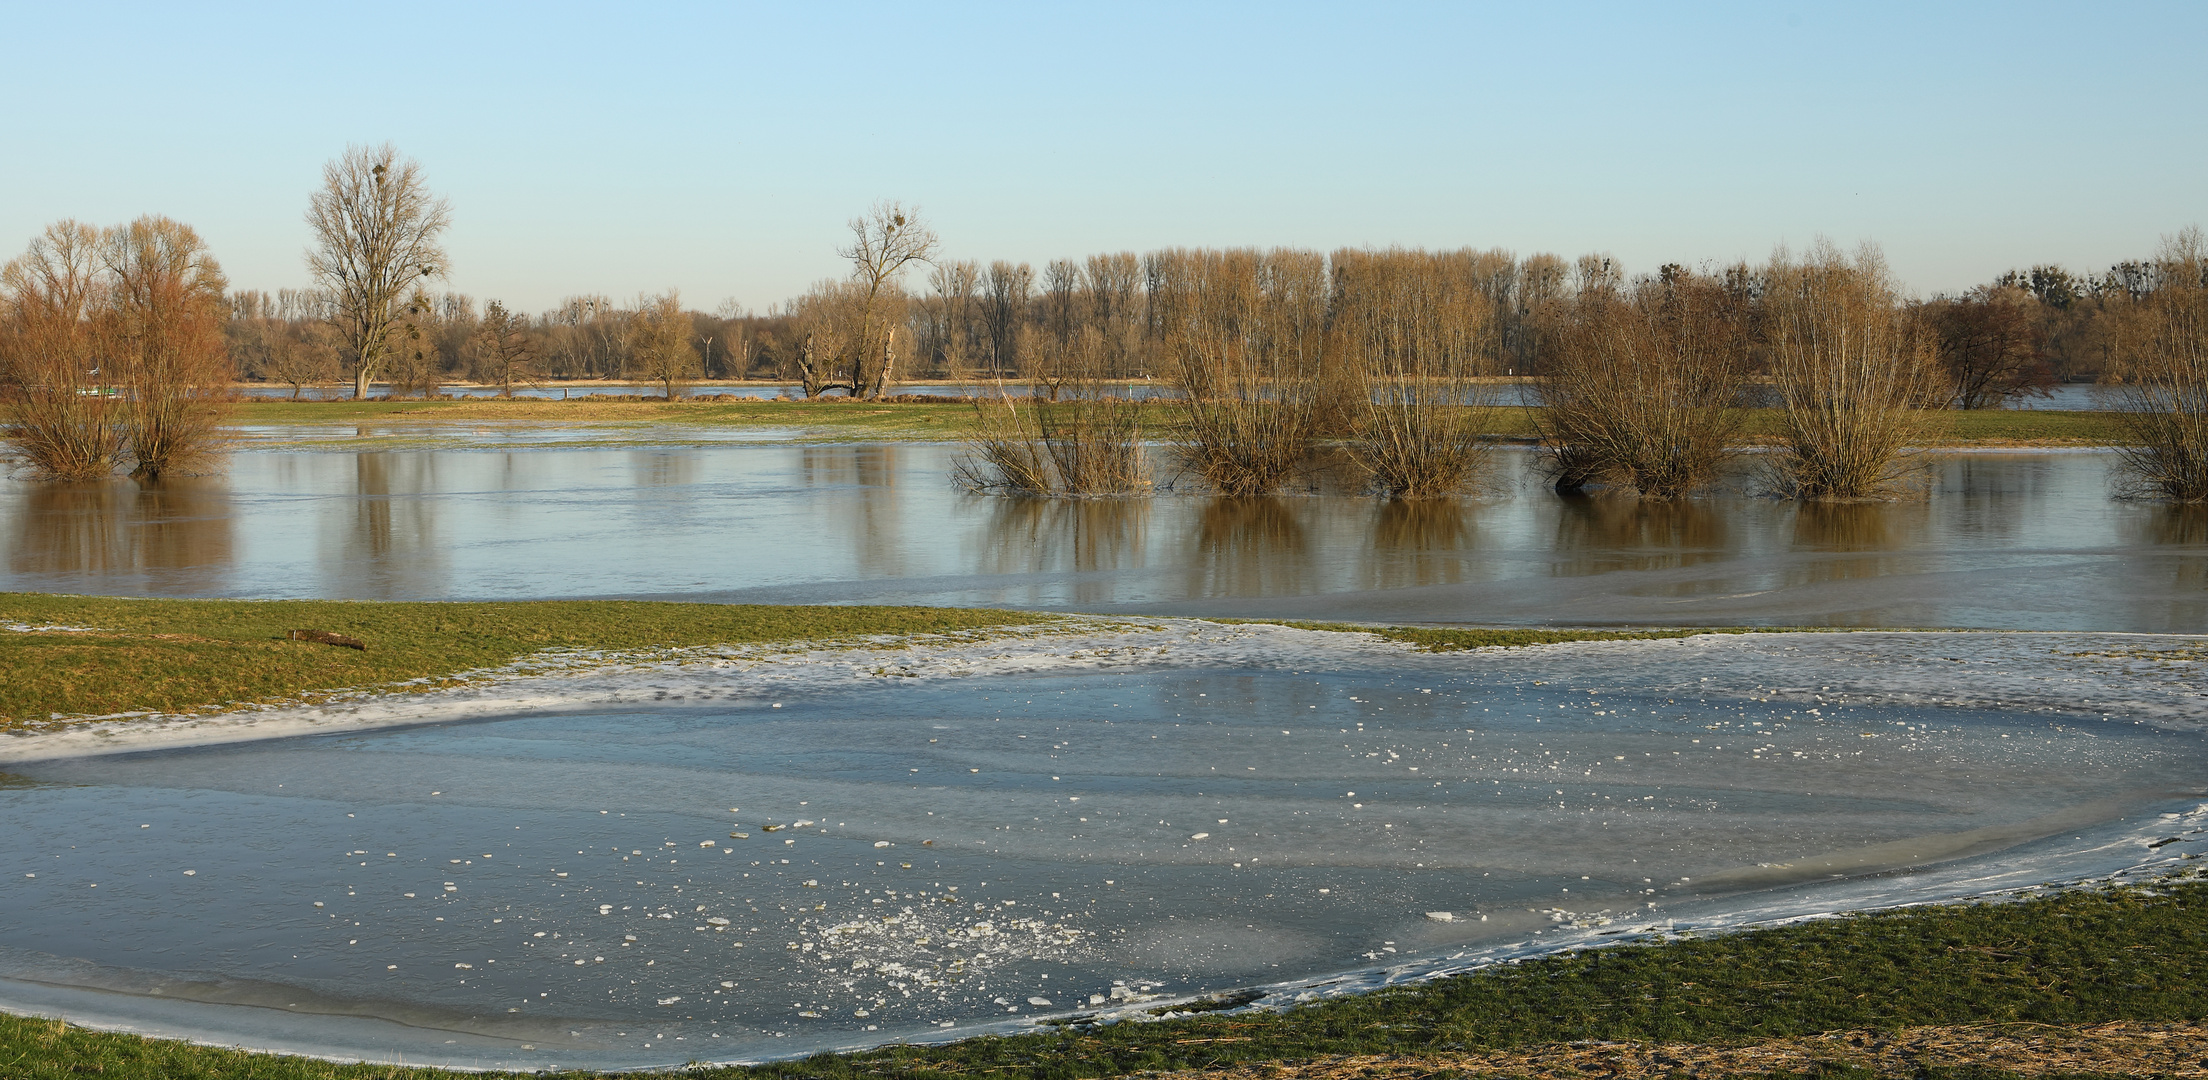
left=1, top=623, right=2203, bottom=1070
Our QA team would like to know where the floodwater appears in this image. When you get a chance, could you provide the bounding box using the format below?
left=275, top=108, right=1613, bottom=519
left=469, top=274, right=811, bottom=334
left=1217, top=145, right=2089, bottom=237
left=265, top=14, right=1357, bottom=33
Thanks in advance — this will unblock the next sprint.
left=2, top=627, right=2203, bottom=1069
left=2, top=445, right=2203, bottom=631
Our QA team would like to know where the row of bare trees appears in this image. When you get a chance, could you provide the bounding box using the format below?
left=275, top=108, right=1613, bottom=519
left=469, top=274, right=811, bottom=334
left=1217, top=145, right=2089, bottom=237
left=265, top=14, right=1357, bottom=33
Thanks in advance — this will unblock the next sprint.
left=1, top=218, right=232, bottom=480
left=954, top=235, right=2208, bottom=502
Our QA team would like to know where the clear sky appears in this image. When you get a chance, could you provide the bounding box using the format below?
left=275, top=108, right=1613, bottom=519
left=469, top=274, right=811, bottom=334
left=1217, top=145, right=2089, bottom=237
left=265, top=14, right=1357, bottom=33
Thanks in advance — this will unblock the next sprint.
left=2, top=1, right=2199, bottom=313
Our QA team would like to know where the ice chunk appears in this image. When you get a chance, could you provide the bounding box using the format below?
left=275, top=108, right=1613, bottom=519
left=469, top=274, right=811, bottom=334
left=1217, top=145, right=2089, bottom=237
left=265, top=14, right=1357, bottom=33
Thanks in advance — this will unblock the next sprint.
left=1424, top=911, right=1455, bottom=922
left=1027, top=996, right=1052, bottom=1006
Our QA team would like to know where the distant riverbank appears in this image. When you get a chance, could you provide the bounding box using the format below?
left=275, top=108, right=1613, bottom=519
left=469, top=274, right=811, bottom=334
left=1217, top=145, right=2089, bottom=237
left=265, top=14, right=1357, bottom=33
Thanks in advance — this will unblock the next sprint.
left=225, top=397, right=2135, bottom=449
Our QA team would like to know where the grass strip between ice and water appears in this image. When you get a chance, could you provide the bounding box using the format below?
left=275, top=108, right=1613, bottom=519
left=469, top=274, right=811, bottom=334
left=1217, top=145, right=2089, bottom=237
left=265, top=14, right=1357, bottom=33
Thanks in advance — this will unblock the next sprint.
left=0, top=595, right=1055, bottom=728
left=4, top=872, right=2208, bottom=1078
left=1, top=597, right=1829, bottom=729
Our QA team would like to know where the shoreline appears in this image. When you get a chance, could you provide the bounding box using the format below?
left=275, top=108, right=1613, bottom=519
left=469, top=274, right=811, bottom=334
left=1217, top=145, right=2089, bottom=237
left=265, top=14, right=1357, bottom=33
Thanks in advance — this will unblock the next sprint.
left=211, top=399, right=2140, bottom=449
left=9, top=617, right=2208, bottom=757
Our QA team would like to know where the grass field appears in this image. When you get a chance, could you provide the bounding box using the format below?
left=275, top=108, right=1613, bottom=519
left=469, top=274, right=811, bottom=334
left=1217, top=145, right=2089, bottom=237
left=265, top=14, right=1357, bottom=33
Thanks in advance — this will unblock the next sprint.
left=2, top=872, right=2202, bottom=1079
left=0, top=595, right=1797, bottom=728
left=229, top=398, right=2135, bottom=448
left=0, top=594, right=1053, bottom=728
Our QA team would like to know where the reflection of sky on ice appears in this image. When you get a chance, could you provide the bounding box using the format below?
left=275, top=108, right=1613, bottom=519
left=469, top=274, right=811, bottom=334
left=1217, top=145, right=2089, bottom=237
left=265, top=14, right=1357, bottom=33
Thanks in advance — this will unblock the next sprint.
left=1, top=624, right=2204, bottom=1069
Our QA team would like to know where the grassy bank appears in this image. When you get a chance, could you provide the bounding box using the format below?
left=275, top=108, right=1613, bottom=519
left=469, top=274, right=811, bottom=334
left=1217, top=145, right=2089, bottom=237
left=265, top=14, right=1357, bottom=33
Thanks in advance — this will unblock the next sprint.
left=0, top=595, right=1054, bottom=728
left=4, top=873, right=2203, bottom=1079
left=0, top=596, right=1825, bottom=729
left=229, top=398, right=2134, bottom=448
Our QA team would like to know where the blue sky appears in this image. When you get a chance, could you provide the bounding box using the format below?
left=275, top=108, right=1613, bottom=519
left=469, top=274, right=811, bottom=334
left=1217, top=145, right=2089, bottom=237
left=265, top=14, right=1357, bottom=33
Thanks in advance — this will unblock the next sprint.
left=2, top=1, right=2198, bottom=312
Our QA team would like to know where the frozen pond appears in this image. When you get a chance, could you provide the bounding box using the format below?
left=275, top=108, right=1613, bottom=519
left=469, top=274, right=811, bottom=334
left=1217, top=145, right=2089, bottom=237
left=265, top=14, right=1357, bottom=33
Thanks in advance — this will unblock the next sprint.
left=2, top=445, right=2204, bottom=631
left=1, top=625, right=2203, bottom=1069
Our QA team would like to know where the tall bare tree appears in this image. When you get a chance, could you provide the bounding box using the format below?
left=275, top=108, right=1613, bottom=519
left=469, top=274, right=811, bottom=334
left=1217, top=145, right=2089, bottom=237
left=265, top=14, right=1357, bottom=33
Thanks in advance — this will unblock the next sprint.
left=981, top=260, right=1032, bottom=379
left=305, top=144, right=451, bottom=399
left=837, top=201, right=936, bottom=398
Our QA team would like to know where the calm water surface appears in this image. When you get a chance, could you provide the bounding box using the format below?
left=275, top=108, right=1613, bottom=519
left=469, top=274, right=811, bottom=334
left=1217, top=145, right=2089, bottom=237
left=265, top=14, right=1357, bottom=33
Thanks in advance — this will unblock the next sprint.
left=2, top=445, right=2202, bottom=630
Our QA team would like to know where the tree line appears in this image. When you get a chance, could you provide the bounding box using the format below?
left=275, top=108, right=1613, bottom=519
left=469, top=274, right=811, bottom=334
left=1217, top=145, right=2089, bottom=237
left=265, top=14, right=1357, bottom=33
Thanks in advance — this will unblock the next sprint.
left=2, top=141, right=2202, bottom=500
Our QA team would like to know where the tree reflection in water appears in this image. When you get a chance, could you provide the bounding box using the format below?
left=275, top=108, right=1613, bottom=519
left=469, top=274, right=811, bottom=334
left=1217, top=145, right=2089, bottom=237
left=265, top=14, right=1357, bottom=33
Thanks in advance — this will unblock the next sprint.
left=1191, top=497, right=1308, bottom=598
left=2128, top=503, right=2208, bottom=598
left=1785, top=499, right=1931, bottom=586
left=1546, top=495, right=1732, bottom=577
left=1366, top=499, right=1478, bottom=590
left=342, top=453, right=448, bottom=598
left=9, top=478, right=233, bottom=590
left=977, top=497, right=1149, bottom=607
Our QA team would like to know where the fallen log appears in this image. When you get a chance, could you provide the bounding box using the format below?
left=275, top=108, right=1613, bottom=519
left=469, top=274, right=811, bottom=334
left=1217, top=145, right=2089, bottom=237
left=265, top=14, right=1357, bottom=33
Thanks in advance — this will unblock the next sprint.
left=287, top=629, right=366, bottom=651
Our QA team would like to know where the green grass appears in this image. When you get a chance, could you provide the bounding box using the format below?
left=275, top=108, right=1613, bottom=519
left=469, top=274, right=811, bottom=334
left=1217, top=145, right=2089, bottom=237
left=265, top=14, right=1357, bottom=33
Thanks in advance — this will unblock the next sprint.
left=4, top=873, right=2203, bottom=1079
left=1, top=597, right=1816, bottom=728
left=229, top=399, right=2135, bottom=449
left=0, top=594, right=1053, bottom=727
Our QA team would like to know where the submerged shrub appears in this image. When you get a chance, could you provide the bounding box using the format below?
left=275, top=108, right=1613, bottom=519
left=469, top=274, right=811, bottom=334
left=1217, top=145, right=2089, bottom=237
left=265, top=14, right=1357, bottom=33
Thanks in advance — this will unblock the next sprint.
left=1537, top=265, right=1752, bottom=497
left=1331, top=247, right=1498, bottom=499
left=1153, top=248, right=1328, bottom=497
left=2108, top=229, right=2208, bottom=502
left=1, top=216, right=232, bottom=481
left=953, top=330, right=1149, bottom=497
left=1762, top=242, right=1942, bottom=500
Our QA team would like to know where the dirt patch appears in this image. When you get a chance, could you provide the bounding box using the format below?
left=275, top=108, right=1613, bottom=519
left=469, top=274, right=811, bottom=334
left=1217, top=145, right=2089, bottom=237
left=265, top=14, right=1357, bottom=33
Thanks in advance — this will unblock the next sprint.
left=1146, top=1021, right=2208, bottom=1078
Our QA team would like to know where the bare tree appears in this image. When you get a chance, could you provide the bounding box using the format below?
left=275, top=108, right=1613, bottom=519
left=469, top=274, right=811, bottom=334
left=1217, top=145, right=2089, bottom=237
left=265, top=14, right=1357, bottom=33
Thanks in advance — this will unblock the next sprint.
left=789, top=280, right=864, bottom=396
left=1154, top=247, right=1329, bottom=496
left=1921, top=286, right=2055, bottom=408
left=382, top=288, right=444, bottom=398
left=630, top=290, right=700, bottom=399
left=1333, top=247, right=1500, bottom=498
left=923, top=260, right=982, bottom=377
left=1764, top=241, right=1943, bottom=499
left=1537, top=263, right=1753, bottom=497
left=474, top=300, right=537, bottom=396
left=0, top=221, right=122, bottom=479
left=2109, top=228, right=2208, bottom=501
left=1, top=218, right=233, bottom=480
left=101, top=216, right=233, bottom=479
left=836, top=201, right=936, bottom=398
left=305, top=143, right=451, bottom=399
left=981, top=260, right=1032, bottom=379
